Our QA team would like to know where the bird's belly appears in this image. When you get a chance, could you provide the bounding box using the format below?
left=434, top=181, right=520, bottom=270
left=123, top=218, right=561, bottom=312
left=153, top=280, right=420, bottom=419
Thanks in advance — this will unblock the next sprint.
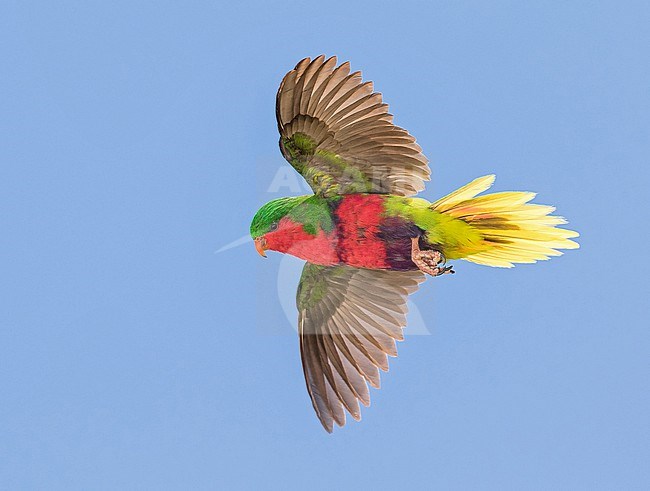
left=334, top=195, right=421, bottom=271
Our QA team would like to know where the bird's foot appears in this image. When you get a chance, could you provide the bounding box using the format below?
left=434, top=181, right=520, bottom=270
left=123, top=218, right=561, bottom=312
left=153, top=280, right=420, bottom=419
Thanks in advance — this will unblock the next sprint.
left=411, top=237, right=455, bottom=277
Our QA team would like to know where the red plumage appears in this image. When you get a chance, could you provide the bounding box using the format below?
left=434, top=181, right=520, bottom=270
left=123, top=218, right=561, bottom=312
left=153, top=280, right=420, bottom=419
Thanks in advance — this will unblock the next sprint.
left=335, top=195, right=390, bottom=269
left=264, top=217, right=339, bottom=265
left=262, top=195, right=403, bottom=269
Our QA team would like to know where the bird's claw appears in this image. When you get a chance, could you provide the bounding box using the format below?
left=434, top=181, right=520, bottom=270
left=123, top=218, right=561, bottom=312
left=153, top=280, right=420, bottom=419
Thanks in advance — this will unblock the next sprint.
left=438, top=265, right=455, bottom=275
left=411, top=237, right=455, bottom=277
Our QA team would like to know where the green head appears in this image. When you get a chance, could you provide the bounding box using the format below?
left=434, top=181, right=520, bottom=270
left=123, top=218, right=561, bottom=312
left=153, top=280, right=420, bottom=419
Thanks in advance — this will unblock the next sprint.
left=249, top=196, right=309, bottom=239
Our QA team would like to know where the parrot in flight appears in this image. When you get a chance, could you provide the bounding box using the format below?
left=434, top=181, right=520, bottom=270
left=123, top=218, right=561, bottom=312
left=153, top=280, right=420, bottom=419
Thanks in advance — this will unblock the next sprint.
left=250, top=56, right=579, bottom=432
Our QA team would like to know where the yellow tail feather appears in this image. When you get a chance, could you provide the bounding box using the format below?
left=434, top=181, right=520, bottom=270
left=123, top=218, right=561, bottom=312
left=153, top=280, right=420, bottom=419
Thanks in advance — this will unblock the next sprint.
left=432, top=175, right=579, bottom=268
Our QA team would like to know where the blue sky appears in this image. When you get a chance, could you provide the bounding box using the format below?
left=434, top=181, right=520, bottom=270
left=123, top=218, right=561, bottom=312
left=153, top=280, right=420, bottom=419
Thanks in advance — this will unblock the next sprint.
left=1, top=1, right=649, bottom=489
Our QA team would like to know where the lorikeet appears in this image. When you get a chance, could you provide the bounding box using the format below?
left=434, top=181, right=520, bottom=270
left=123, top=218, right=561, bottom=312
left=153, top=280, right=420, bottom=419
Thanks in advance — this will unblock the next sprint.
left=250, top=56, right=579, bottom=432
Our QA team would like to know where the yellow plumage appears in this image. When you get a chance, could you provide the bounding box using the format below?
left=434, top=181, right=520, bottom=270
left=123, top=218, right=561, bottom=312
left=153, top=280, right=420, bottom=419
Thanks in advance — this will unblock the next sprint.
left=432, top=175, right=579, bottom=268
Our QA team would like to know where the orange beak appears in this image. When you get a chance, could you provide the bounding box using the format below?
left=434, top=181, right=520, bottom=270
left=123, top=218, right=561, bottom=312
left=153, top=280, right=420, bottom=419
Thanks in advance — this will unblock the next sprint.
left=254, top=237, right=268, bottom=258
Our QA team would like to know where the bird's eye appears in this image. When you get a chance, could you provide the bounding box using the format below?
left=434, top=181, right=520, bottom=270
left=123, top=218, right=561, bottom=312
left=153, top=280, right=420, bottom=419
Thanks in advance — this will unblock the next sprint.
left=269, top=221, right=278, bottom=231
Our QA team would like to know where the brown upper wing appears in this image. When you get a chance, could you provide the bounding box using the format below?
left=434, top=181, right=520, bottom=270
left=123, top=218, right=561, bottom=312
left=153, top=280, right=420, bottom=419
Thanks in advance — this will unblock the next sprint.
left=276, top=56, right=431, bottom=197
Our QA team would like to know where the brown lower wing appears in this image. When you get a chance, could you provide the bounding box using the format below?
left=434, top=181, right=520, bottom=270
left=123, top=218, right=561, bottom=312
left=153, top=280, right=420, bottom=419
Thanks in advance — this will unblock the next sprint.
left=296, top=263, right=425, bottom=432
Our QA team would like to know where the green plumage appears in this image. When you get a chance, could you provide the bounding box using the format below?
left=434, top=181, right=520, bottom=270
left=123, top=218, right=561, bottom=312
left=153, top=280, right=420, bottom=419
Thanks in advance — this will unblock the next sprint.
left=383, top=196, right=485, bottom=259
left=250, top=195, right=337, bottom=237
left=281, top=132, right=375, bottom=196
